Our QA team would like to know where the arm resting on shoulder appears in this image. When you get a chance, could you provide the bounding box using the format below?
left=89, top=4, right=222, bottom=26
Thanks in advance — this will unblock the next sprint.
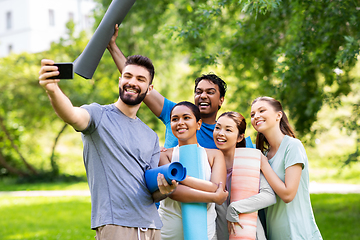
left=261, top=153, right=302, bottom=203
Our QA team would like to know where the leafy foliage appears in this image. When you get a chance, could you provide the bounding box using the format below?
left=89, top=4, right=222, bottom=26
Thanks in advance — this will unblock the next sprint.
left=161, top=0, right=359, bottom=135
left=95, top=0, right=359, bottom=136
left=0, top=21, right=94, bottom=178
left=94, top=0, right=359, bottom=164
left=1, top=0, right=359, bottom=178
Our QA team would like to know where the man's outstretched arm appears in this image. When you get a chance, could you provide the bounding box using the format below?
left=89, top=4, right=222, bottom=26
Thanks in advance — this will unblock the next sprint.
left=39, top=59, right=90, bottom=131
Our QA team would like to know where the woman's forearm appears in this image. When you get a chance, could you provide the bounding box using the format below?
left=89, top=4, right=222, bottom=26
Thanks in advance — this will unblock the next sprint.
left=226, top=173, right=276, bottom=221
left=180, top=176, right=218, bottom=192
left=170, top=184, right=227, bottom=205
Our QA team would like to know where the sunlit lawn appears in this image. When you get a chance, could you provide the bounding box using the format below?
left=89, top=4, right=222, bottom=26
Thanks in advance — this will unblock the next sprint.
left=0, top=193, right=359, bottom=240
left=0, top=196, right=93, bottom=240
left=0, top=180, right=89, bottom=191
left=311, top=194, right=360, bottom=240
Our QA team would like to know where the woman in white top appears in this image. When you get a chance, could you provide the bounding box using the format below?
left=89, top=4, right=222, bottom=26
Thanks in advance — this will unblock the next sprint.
left=213, top=111, right=276, bottom=240
left=250, top=96, right=322, bottom=240
left=158, top=101, right=228, bottom=240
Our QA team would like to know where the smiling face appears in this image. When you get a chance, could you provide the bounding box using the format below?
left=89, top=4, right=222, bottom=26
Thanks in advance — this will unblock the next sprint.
left=213, top=116, right=240, bottom=151
left=250, top=100, right=282, bottom=134
left=119, top=64, right=153, bottom=106
left=194, top=80, right=224, bottom=119
left=170, top=105, right=202, bottom=145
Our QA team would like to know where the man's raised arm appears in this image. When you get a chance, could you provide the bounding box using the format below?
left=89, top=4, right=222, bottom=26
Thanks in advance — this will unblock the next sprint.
left=107, top=24, right=127, bottom=74
left=107, top=24, right=165, bottom=117
left=39, top=59, right=90, bottom=131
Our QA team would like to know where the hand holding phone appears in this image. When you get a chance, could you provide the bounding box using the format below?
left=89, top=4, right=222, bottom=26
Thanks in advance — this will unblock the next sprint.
left=48, top=63, right=74, bottom=79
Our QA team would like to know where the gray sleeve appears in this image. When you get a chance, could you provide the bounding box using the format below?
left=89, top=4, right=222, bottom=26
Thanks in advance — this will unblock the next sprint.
left=149, top=134, right=161, bottom=169
left=79, top=103, right=103, bottom=134
left=226, top=173, right=276, bottom=222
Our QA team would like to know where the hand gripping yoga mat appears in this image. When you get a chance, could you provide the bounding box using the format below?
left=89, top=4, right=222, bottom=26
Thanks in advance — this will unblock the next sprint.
left=144, top=162, right=187, bottom=193
left=230, top=148, right=261, bottom=240
left=74, top=0, right=136, bottom=79
left=179, top=144, right=208, bottom=240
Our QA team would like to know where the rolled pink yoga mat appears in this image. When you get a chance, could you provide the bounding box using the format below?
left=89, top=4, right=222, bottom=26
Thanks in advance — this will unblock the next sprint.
left=230, top=148, right=261, bottom=240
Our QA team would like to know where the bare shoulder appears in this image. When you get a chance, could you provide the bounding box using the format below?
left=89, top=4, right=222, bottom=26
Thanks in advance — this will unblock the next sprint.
left=159, top=148, right=174, bottom=166
left=205, top=148, right=224, bottom=167
left=205, top=148, right=223, bottom=158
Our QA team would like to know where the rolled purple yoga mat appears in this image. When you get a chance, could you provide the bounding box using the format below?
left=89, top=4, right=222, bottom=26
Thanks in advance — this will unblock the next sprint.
left=74, top=0, right=136, bottom=79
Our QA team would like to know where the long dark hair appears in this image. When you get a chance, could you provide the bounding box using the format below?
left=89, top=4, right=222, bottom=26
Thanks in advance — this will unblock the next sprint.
left=252, top=96, right=295, bottom=153
left=218, top=111, right=247, bottom=148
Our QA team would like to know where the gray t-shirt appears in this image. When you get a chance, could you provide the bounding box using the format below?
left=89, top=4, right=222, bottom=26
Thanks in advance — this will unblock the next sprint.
left=80, top=103, right=162, bottom=230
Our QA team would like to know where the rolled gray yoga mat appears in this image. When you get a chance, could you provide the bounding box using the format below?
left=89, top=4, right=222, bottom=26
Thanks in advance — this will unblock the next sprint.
left=74, top=0, right=136, bottom=79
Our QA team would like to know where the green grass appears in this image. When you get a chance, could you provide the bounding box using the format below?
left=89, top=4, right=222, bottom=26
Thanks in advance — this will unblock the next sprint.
left=0, top=193, right=359, bottom=239
left=311, top=194, right=360, bottom=240
left=0, top=179, right=89, bottom=191
left=0, top=196, right=93, bottom=240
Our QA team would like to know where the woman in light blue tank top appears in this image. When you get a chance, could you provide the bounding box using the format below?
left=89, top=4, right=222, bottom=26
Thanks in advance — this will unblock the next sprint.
left=250, top=96, right=322, bottom=240
left=158, top=101, right=228, bottom=240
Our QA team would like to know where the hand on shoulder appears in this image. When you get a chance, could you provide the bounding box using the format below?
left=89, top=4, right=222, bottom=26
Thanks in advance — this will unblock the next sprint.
left=159, top=148, right=174, bottom=166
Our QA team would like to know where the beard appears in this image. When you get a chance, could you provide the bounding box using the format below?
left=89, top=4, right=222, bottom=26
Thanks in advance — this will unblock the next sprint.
left=119, top=86, right=148, bottom=106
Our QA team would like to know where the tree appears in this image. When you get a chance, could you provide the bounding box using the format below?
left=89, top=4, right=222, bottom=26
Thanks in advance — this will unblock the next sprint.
left=0, top=21, right=94, bottom=178
left=94, top=0, right=359, bottom=135
left=95, top=0, right=359, bottom=163
left=166, top=0, right=359, bottom=135
left=2, top=0, right=358, bottom=178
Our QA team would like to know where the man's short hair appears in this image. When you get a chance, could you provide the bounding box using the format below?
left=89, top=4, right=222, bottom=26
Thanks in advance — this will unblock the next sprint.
left=125, top=55, right=155, bottom=84
left=194, top=73, right=227, bottom=98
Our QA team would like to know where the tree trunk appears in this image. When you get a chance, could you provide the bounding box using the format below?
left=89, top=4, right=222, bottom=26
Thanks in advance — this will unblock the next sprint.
left=50, top=123, right=68, bottom=175
left=0, top=115, right=38, bottom=175
left=0, top=150, right=27, bottom=177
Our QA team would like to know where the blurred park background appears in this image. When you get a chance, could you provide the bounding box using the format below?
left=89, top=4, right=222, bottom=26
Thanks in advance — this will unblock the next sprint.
left=0, top=0, right=359, bottom=239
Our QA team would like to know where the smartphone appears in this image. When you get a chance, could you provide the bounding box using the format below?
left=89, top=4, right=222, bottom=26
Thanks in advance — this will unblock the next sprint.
left=48, top=63, right=74, bottom=79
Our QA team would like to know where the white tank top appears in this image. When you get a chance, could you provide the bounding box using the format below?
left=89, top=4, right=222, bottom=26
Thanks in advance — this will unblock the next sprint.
left=158, top=146, right=217, bottom=240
